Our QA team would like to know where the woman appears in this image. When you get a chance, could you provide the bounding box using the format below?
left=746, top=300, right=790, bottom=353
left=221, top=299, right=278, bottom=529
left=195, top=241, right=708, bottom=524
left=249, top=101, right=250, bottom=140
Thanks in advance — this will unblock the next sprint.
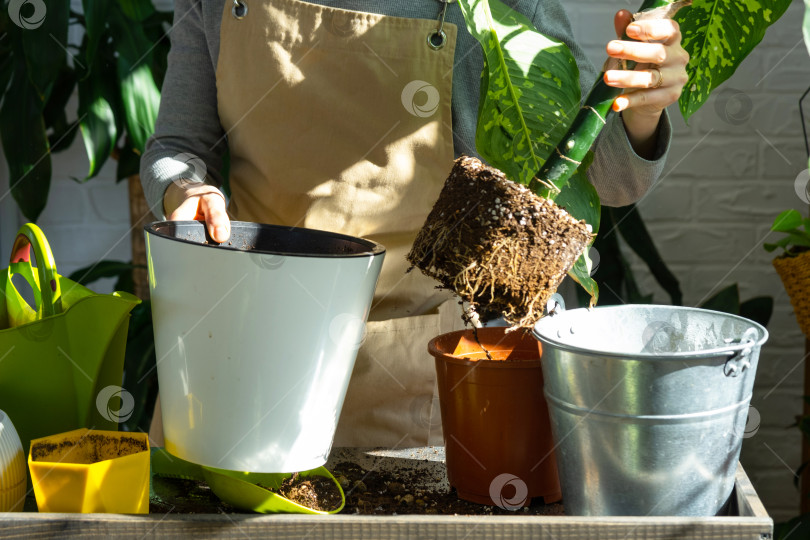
left=141, top=0, right=688, bottom=448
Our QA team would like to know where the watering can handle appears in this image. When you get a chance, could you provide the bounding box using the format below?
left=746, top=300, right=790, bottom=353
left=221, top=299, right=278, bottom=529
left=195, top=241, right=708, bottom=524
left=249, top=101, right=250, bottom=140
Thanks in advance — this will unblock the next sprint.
left=8, top=223, right=62, bottom=318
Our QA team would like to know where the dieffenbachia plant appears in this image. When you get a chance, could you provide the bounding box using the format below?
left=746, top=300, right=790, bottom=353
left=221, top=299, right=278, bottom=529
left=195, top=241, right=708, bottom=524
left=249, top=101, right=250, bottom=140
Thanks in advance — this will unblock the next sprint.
left=456, top=0, right=791, bottom=304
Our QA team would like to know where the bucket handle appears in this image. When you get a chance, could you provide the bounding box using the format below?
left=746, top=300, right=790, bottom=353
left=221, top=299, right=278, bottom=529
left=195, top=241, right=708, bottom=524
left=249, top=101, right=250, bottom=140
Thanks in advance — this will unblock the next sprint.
left=545, top=293, right=565, bottom=317
left=7, top=223, right=62, bottom=318
left=721, top=327, right=758, bottom=378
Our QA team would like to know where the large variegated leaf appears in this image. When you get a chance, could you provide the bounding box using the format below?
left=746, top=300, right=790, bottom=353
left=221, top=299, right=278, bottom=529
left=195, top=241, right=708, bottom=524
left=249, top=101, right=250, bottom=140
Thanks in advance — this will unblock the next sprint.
left=675, top=0, right=791, bottom=120
left=457, top=0, right=580, bottom=186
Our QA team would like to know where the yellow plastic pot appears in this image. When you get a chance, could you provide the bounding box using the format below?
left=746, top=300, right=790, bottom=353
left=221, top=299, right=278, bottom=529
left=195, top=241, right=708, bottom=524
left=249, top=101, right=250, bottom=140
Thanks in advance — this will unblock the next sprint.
left=28, top=428, right=150, bottom=513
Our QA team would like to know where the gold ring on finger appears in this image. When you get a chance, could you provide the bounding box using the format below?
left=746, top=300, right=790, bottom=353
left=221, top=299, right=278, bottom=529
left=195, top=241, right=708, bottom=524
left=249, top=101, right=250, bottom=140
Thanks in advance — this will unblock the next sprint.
left=650, top=67, right=664, bottom=89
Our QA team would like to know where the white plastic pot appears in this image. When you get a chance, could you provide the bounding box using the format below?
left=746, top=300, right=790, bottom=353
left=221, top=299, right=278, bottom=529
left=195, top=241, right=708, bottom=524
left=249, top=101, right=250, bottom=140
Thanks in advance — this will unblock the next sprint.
left=145, top=221, right=385, bottom=472
left=0, top=410, right=26, bottom=511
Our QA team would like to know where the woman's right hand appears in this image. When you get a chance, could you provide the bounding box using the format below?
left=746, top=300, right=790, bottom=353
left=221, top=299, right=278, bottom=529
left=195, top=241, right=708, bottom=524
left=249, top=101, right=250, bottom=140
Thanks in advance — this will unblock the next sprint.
left=164, top=181, right=231, bottom=243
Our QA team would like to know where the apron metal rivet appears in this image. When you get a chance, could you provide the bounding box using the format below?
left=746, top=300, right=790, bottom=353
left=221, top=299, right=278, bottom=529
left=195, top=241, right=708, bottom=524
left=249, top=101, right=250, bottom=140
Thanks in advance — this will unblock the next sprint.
left=232, top=0, right=248, bottom=20
left=427, top=30, right=446, bottom=50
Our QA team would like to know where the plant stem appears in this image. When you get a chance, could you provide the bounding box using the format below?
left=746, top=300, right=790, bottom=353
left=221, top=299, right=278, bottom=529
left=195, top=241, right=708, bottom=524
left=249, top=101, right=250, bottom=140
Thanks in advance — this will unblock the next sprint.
left=528, top=0, right=676, bottom=199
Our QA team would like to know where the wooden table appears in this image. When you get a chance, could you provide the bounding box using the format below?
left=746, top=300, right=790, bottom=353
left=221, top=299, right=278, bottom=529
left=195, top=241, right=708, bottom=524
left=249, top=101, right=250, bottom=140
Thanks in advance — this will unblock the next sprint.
left=2, top=447, right=773, bottom=539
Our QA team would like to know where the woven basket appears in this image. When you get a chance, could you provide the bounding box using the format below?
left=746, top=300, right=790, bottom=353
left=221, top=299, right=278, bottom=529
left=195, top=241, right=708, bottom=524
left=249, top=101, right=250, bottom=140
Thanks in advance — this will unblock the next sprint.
left=772, top=249, right=810, bottom=338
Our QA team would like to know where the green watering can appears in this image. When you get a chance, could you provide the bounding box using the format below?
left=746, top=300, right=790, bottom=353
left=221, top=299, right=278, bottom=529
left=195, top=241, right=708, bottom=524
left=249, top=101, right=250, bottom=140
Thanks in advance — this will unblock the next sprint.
left=0, top=224, right=140, bottom=455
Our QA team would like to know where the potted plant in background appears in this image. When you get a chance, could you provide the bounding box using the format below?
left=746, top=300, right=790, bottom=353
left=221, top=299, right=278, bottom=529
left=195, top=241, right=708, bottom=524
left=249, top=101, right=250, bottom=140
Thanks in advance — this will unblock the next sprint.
left=765, top=209, right=810, bottom=337
left=765, top=209, right=810, bottom=536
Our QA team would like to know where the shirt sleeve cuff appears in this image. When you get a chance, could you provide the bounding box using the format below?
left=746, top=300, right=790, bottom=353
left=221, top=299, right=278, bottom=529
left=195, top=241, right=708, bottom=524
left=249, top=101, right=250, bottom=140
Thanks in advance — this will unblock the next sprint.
left=141, top=151, right=227, bottom=220
left=589, top=108, right=672, bottom=208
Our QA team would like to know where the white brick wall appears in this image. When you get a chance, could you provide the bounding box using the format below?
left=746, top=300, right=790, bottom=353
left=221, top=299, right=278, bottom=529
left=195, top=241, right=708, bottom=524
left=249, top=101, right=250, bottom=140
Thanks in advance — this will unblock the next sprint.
left=567, top=0, right=810, bottom=522
left=0, top=0, right=806, bottom=522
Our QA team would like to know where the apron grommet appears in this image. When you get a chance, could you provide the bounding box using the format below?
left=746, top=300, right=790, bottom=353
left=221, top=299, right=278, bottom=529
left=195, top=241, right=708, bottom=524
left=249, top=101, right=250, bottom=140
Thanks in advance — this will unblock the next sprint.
left=427, top=30, right=446, bottom=50
left=232, top=0, right=248, bottom=20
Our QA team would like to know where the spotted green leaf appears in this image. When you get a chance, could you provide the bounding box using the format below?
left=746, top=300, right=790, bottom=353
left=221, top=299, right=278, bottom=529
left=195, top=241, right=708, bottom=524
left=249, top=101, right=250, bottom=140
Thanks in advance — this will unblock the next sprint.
left=675, top=0, right=791, bottom=120
left=457, top=0, right=580, bottom=186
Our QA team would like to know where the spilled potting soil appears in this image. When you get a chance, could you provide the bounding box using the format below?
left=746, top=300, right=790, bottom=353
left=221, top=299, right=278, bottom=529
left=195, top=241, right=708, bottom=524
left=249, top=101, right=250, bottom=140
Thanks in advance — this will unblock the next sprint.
left=257, top=472, right=343, bottom=512
left=150, top=477, right=229, bottom=515
left=331, top=461, right=564, bottom=515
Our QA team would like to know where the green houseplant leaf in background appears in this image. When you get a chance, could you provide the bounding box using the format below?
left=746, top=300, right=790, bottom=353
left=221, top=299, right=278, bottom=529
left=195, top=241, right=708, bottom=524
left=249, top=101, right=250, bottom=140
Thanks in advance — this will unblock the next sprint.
left=0, top=0, right=68, bottom=221
left=764, top=209, right=810, bottom=255
left=674, top=0, right=792, bottom=121
left=109, top=3, right=161, bottom=154
left=77, top=61, right=118, bottom=182
left=764, top=209, right=810, bottom=339
left=20, top=0, right=69, bottom=104
left=0, top=53, right=51, bottom=221
left=0, top=1, right=168, bottom=220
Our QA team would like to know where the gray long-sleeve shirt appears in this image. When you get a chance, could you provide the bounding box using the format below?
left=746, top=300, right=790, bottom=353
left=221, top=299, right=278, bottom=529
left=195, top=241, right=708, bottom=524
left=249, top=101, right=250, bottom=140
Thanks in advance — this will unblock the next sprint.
left=141, top=0, right=671, bottom=217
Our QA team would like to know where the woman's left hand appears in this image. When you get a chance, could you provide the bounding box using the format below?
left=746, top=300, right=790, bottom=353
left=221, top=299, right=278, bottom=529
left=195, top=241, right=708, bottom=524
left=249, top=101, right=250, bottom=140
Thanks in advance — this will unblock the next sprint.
left=603, top=10, right=689, bottom=119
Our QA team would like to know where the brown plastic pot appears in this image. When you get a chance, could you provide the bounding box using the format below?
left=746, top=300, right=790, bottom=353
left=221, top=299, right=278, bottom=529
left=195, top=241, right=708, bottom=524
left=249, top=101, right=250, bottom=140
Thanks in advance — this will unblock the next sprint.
left=428, top=327, right=561, bottom=508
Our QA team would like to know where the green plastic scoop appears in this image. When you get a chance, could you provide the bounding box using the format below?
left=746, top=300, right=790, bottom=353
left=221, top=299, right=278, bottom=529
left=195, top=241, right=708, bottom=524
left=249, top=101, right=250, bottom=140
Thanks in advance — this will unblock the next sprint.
left=151, top=448, right=345, bottom=514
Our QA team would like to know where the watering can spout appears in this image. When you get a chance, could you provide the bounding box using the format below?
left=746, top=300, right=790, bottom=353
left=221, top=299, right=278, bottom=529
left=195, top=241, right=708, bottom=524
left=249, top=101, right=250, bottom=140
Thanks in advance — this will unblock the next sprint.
left=113, top=291, right=142, bottom=305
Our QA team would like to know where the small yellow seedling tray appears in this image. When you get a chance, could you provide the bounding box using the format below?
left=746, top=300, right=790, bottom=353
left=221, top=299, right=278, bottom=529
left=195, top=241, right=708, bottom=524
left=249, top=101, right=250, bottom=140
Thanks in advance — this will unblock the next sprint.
left=28, top=428, right=150, bottom=513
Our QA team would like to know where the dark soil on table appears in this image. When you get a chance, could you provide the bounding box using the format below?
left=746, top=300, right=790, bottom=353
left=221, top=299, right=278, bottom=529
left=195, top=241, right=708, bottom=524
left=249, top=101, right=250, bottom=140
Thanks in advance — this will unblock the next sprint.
left=331, top=461, right=565, bottom=516
left=149, top=462, right=565, bottom=516
left=150, top=476, right=237, bottom=514
left=407, top=156, right=591, bottom=328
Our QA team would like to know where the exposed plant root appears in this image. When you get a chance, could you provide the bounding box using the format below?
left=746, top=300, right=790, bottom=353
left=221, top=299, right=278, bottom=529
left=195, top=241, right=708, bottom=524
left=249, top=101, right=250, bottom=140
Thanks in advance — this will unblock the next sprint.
left=408, top=156, right=592, bottom=328
left=470, top=325, right=494, bottom=361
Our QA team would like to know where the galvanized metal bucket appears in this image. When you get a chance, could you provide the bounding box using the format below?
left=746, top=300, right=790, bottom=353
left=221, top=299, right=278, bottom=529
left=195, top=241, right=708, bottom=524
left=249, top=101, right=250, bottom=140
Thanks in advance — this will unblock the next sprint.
left=532, top=297, right=768, bottom=516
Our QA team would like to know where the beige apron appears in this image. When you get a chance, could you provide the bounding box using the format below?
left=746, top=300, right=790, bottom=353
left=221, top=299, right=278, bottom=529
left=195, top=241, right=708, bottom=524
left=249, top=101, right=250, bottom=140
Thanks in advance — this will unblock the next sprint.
left=216, top=0, right=464, bottom=447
